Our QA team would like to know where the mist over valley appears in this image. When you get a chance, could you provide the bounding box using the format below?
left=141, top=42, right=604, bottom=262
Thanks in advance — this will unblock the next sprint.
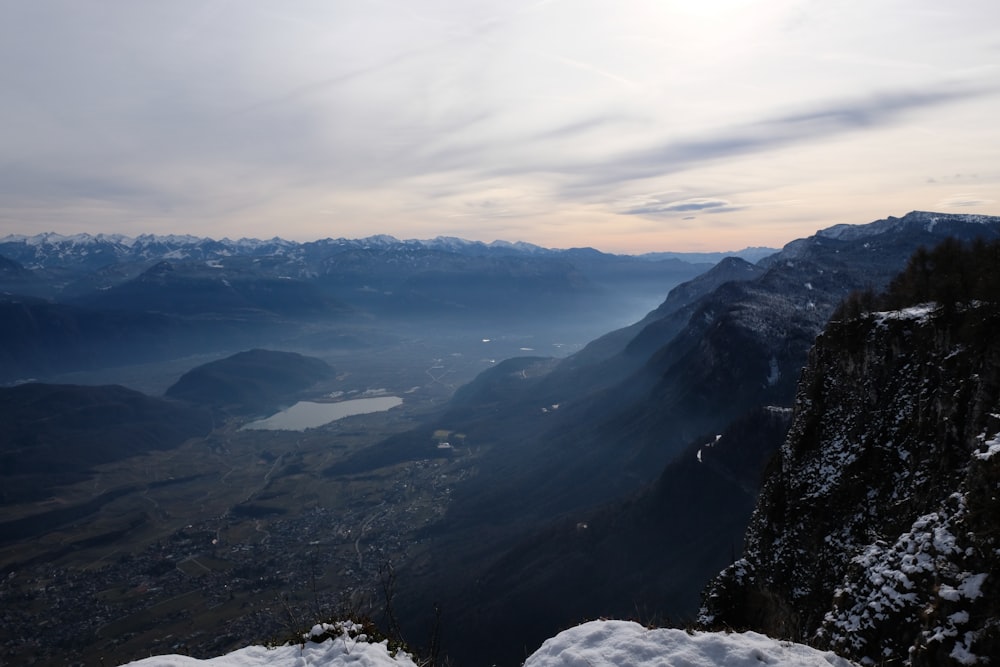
left=0, top=232, right=719, bottom=664
left=5, top=213, right=1000, bottom=666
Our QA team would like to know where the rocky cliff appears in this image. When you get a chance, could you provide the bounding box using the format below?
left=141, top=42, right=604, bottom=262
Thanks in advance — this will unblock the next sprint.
left=700, top=242, right=1000, bottom=664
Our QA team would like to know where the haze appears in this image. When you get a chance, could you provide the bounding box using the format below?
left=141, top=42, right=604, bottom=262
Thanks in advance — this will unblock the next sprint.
left=1, top=0, right=998, bottom=252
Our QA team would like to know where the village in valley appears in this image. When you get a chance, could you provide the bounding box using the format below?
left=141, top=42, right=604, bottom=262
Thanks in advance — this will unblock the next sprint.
left=0, top=404, right=477, bottom=666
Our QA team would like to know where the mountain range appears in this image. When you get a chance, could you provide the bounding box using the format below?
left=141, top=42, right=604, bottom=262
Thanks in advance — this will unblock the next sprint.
left=4, top=211, right=1000, bottom=666
left=0, top=232, right=734, bottom=384
left=0, top=232, right=762, bottom=269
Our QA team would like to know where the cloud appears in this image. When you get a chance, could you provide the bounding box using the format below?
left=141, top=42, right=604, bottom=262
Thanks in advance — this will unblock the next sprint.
left=938, top=193, right=996, bottom=208
left=555, top=84, right=1000, bottom=187
left=447, top=199, right=518, bottom=219
left=621, top=197, right=740, bottom=216
left=2, top=2, right=999, bottom=248
left=529, top=114, right=634, bottom=142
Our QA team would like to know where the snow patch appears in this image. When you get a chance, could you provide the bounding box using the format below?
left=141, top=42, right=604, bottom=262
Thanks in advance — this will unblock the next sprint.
left=524, top=620, right=860, bottom=667
left=121, top=621, right=865, bottom=667
left=120, top=620, right=416, bottom=666
left=973, top=432, right=1000, bottom=460
left=957, top=572, right=988, bottom=600
left=873, top=303, right=937, bottom=324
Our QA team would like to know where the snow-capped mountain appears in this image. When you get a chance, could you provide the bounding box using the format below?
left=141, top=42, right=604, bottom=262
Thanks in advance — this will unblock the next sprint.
left=815, top=210, right=998, bottom=242
left=0, top=229, right=717, bottom=323
left=774, top=210, right=996, bottom=260
left=0, top=230, right=765, bottom=274
left=0, top=232, right=297, bottom=270
left=0, top=232, right=552, bottom=271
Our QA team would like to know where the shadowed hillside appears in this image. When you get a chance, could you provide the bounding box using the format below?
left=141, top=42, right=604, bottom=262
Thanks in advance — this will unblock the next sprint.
left=165, top=349, right=335, bottom=416
left=0, top=383, right=213, bottom=505
left=382, top=212, right=1000, bottom=664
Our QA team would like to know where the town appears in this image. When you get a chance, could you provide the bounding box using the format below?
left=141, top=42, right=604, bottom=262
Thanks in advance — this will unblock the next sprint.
left=1, top=415, right=477, bottom=666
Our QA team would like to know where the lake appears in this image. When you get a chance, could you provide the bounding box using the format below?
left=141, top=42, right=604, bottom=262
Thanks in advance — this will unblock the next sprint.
left=242, top=396, right=403, bottom=431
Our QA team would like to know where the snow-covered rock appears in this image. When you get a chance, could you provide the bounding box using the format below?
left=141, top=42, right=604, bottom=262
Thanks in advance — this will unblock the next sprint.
left=701, top=296, right=1000, bottom=665
left=524, top=620, right=859, bottom=667
left=119, top=620, right=860, bottom=667
left=120, top=621, right=417, bottom=667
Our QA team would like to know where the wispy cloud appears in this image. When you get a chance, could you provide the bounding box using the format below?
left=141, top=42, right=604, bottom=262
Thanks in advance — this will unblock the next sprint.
left=939, top=193, right=996, bottom=208
left=621, top=197, right=741, bottom=216
left=581, top=84, right=999, bottom=184
left=1, top=1, right=999, bottom=250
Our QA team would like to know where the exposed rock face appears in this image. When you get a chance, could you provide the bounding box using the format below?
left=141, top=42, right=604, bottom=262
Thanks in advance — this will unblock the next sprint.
left=700, top=301, right=1000, bottom=665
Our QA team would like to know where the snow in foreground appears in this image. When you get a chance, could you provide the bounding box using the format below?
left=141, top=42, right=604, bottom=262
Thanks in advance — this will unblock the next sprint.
left=121, top=621, right=417, bottom=667
left=524, top=620, right=859, bottom=667
left=121, top=619, right=860, bottom=667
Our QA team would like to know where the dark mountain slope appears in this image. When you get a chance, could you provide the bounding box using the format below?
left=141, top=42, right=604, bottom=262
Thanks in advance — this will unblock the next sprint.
left=385, top=212, right=1000, bottom=663
left=429, top=212, right=1000, bottom=529
left=0, top=297, right=199, bottom=383
left=72, top=260, right=350, bottom=319
left=539, top=256, right=768, bottom=400
left=310, top=247, right=705, bottom=325
left=165, top=349, right=334, bottom=416
left=0, top=254, right=34, bottom=278
left=434, top=406, right=793, bottom=667
left=0, top=292, right=293, bottom=384
left=0, top=255, right=57, bottom=298
left=622, top=256, right=768, bottom=360
left=700, top=240, right=1000, bottom=665
left=0, top=255, right=48, bottom=297
left=0, top=383, right=212, bottom=504
left=598, top=211, right=1000, bottom=479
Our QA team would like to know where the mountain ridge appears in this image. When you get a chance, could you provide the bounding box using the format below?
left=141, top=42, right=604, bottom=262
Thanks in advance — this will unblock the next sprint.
left=0, top=231, right=773, bottom=268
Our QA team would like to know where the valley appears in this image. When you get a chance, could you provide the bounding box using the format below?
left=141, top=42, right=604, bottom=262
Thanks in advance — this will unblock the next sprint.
left=1, top=420, right=476, bottom=664
left=0, top=317, right=617, bottom=666
left=2, top=351, right=462, bottom=664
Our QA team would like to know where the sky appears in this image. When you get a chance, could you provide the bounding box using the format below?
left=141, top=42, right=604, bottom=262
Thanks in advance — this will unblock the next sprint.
left=1, top=1, right=998, bottom=253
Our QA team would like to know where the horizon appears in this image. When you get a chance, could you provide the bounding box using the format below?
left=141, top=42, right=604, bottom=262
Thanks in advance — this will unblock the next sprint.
left=3, top=209, right=994, bottom=256
left=2, top=2, right=998, bottom=253
left=0, top=226, right=780, bottom=254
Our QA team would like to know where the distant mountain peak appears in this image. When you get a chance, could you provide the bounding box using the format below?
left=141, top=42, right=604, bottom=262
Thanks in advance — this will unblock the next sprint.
left=358, top=234, right=403, bottom=247
left=816, top=210, right=995, bottom=241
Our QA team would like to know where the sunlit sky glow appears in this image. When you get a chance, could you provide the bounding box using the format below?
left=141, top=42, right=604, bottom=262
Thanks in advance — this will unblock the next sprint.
left=1, top=0, right=998, bottom=252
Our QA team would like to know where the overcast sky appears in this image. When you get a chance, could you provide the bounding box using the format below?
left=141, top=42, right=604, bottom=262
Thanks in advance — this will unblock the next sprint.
left=1, top=1, right=998, bottom=252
